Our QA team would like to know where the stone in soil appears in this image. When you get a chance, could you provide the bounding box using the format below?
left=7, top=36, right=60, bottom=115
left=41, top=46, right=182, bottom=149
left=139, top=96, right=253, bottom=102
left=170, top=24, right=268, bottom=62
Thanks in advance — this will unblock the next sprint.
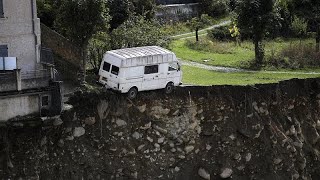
left=220, top=168, right=233, bottom=179
left=198, top=168, right=210, bottom=180
left=84, top=117, right=96, bottom=125
left=73, top=127, right=85, bottom=137
left=116, top=119, right=127, bottom=127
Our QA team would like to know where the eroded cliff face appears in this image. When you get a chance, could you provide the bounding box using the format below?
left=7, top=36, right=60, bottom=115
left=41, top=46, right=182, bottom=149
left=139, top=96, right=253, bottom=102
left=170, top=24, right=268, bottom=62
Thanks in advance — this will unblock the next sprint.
left=1, top=78, right=320, bottom=180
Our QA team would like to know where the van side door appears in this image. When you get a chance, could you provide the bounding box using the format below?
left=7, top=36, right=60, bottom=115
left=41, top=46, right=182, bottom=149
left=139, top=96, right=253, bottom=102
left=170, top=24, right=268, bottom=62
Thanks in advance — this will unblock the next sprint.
left=142, top=65, right=160, bottom=90
left=167, top=62, right=181, bottom=86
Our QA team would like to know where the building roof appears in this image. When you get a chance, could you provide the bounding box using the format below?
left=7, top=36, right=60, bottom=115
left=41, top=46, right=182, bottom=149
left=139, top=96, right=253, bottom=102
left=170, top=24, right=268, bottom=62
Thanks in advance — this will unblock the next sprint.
left=108, top=46, right=174, bottom=60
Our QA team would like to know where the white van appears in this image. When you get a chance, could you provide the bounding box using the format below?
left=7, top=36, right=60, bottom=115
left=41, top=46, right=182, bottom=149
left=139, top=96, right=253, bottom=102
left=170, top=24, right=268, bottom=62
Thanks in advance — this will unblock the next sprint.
left=98, top=46, right=182, bottom=99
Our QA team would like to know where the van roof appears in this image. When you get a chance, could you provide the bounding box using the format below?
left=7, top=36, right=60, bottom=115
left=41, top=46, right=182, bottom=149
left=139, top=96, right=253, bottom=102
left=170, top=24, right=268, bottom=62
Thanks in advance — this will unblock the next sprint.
left=108, top=46, right=174, bottom=59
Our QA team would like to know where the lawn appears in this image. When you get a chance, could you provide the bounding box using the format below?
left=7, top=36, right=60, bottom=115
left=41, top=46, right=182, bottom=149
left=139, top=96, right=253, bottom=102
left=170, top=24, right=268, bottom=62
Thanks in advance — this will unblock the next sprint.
left=170, top=38, right=254, bottom=68
left=182, top=66, right=320, bottom=86
left=170, top=37, right=315, bottom=69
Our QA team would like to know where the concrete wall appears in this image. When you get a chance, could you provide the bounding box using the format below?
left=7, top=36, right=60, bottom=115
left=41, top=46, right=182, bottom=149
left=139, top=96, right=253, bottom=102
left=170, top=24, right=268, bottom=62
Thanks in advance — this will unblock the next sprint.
left=0, top=0, right=40, bottom=73
left=0, top=94, right=40, bottom=122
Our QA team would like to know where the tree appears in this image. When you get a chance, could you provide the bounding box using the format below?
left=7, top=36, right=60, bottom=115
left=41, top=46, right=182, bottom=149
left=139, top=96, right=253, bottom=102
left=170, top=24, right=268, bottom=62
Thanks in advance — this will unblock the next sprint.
left=187, top=14, right=211, bottom=42
left=235, top=0, right=275, bottom=65
left=54, top=0, right=110, bottom=82
left=129, top=0, right=156, bottom=20
left=198, top=0, right=229, bottom=17
left=293, top=0, right=320, bottom=52
left=87, top=32, right=111, bottom=73
left=291, top=15, right=308, bottom=40
left=111, top=16, right=168, bottom=49
left=108, top=0, right=132, bottom=31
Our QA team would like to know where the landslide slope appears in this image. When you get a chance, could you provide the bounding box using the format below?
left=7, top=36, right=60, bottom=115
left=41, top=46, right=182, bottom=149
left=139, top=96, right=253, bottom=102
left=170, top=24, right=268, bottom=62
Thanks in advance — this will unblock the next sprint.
left=1, top=78, right=320, bottom=180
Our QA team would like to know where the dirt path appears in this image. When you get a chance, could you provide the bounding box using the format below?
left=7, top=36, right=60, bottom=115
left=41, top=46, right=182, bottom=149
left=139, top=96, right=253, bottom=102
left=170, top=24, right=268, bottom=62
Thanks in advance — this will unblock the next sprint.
left=181, top=60, right=320, bottom=75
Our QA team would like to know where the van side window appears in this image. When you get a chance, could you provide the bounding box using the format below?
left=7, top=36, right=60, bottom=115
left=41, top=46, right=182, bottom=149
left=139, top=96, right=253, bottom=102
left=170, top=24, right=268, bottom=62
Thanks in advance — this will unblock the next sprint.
left=144, top=65, right=158, bottom=74
left=111, top=65, right=119, bottom=75
left=103, top=62, right=111, bottom=72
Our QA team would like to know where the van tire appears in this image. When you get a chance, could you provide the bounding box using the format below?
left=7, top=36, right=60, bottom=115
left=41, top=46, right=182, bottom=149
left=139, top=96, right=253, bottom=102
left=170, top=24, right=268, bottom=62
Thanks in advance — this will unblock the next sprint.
left=165, top=82, right=174, bottom=94
left=128, top=87, right=138, bottom=99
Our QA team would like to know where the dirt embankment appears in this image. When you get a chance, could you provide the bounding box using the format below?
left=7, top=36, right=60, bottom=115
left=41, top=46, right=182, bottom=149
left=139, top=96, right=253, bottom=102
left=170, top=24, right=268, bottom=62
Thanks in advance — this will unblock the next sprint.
left=1, top=78, right=320, bottom=180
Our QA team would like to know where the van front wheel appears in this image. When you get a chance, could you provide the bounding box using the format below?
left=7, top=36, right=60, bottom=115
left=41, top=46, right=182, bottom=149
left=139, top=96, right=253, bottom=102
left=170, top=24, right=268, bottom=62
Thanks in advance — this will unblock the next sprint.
left=165, top=82, right=174, bottom=94
left=128, top=87, right=138, bottom=99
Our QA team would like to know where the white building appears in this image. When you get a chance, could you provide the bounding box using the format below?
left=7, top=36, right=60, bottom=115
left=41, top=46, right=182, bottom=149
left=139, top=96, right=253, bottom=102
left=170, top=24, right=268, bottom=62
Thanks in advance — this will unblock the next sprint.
left=0, top=0, right=62, bottom=122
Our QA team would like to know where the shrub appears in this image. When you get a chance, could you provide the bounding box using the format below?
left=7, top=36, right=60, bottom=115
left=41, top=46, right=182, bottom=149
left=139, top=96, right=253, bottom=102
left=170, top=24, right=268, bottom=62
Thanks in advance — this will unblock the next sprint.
left=265, top=43, right=320, bottom=69
left=207, top=26, right=232, bottom=41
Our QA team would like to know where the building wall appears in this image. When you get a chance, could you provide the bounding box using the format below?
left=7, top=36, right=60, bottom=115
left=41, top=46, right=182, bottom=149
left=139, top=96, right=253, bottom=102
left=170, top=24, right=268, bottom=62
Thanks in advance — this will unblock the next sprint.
left=0, top=0, right=40, bottom=73
left=0, top=94, right=40, bottom=121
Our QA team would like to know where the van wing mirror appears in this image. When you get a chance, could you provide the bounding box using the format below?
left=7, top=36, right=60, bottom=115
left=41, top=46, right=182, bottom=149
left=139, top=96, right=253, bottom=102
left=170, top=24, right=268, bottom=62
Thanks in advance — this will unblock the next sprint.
left=177, top=63, right=181, bottom=71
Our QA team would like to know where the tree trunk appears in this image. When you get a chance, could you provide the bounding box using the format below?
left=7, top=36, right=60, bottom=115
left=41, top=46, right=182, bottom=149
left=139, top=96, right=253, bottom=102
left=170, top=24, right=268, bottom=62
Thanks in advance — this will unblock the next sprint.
left=254, top=35, right=264, bottom=65
left=316, top=23, right=320, bottom=52
left=81, top=44, right=88, bottom=85
left=196, top=28, right=199, bottom=42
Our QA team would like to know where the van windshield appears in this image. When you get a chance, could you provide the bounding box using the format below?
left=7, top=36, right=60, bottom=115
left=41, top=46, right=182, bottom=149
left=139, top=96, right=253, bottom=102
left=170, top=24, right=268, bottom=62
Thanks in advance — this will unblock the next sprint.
left=111, top=65, right=119, bottom=75
left=169, top=62, right=179, bottom=71
left=103, top=62, right=111, bottom=72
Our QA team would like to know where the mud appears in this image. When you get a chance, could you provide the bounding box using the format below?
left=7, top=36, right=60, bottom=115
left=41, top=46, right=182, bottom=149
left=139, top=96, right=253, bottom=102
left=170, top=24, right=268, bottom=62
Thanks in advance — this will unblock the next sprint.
left=1, top=78, right=320, bottom=180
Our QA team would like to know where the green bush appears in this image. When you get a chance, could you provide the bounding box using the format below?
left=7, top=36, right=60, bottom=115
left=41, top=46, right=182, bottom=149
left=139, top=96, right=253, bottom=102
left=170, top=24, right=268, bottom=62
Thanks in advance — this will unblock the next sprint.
left=207, top=26, right=232, bottom=41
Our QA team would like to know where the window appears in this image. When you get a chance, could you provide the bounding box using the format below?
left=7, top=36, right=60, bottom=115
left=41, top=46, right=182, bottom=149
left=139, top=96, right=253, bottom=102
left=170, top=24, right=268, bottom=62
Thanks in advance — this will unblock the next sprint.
left=144, top=65, right=159, bottom=74
left=41, top=95, right=49, bottom=107
left=0, top=45, right=8, bottom=57
left=111, top=65, right=119, bottom=75
left=169, top=62, right=179, bottom=71
left=0, top=0, right=3, bottom=18
left=103, top=62, right=111, bottom=72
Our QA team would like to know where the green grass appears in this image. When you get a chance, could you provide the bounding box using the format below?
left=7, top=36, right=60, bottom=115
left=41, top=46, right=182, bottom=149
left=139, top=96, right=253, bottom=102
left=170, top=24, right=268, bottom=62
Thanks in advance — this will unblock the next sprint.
left=182, top=66, right=320, bottom=86
left=170, top=38, right=254, bottom=68
left=170, top=37, right=315, bottom=69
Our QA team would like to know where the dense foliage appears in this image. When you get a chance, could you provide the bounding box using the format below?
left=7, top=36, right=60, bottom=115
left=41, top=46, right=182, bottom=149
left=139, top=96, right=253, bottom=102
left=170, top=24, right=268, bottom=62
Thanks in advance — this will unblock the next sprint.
left=111, top=16, right=168, bottom=49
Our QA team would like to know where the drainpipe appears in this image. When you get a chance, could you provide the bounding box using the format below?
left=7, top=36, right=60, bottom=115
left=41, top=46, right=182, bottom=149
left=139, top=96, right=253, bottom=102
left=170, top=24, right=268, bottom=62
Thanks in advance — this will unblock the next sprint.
left=31, top=0, right=40, bottom=63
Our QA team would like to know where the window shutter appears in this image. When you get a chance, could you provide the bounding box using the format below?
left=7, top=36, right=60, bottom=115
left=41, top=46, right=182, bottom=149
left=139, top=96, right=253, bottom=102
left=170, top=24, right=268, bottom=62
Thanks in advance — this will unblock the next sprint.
left=0, top=45, right=8, bottom=57
left=0, top=0, right=3, bottom=17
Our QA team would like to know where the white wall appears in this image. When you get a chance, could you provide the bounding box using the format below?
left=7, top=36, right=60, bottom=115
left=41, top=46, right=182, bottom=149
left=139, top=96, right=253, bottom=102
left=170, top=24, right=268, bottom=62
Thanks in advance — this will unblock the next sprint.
left=0, top=0, right=41, bottom=73
left=0, top=94, right=40, bottom=121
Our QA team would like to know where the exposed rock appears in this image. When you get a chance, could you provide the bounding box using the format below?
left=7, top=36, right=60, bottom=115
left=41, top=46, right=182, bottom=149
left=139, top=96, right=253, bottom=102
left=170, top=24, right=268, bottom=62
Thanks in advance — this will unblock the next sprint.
left=158, top=137, right=165, bottom=144
left=116, top=119, right=127, bottom=127
left=53, top=117, right=63, bottom=126
left=234, top=153, right=241, bottom=160
left=273, top=158, right=282, bottom=165
left=57, top=139, right=64, bottom=148
left=138, top=145, right=145, bottom=151
left=154, top=143, right=160, bottom=148
left=140, top=122, right=152, bottom=130
left=84, top=117, right=96, bottom=125
left=40, top=136, right=47, bottom=146
left=229, top=134, right=236, bottom=141
left=245, top=153, right=252, bottom=162
left=206, top=144, right=212, bottom=151
left=147, top=136, right=154, bottom=143
left=184, top=145, right=195, bottom=154
left=153, top=125, right=168, bottom=135
left=174, top=166, right=180, bottom=172
left=198, top=168, right=210, bottom=180
left=132, top=132, right=141, bottom=140
left=137, top=104, right=147, bottom=113
left=220, top=168, right=233, bottom=179
left=73, top=127, right=85, bottom=137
